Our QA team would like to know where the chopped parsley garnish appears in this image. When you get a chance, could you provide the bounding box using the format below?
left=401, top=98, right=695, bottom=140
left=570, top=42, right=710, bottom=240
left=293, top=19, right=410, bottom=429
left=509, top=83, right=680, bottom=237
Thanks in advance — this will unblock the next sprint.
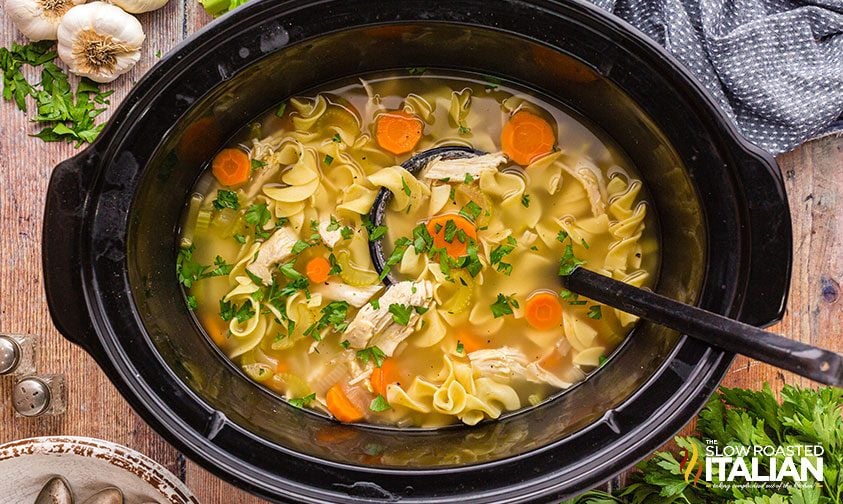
left=234, top=234, right=247, bottom=244
left=291, top=240, right=311, bottom=255
left=559, top=288, right=579, bottom=301
left=458, top=124, right=471, bottom=135
left=483, top=75, right=502, bottom=90
left=443, top=219, right=458, bottom=242
left=244, top=203, right=271, bottom=228
left=244, top=268, right=264, bottom=286
left=556, top=230, right=569, bottom=243
left=326, top=215, right=341, bottom=231
left=456, top=340, right=464, bottom=354
left=414, top=305, right=429, bottom=315
left=323, top=154, right=334, bottom=166
left=401, top=176, right=412, bottom=196
left=490, top=236, right=516, bottom=275
left=459, top=201, right=482, bottom=221
left=407, top=67, right=427, bottom=75
left=356, top=346, right=387, bottom=368
left=340, top=226, right=354, bottom=240
left=388, top=303, right=413, bottom=325
left=587, top=305, right=603, bottom=320
left=463, top=173, right=475, bottom=184
left=332, top=133, right=342, bottom=143
left=206, top=256, right=233, bottom=277
left=581, top=238, right=590, bottom=250
left=369, top=394, right=391, bottom=412
left=558, top=243, right=586, bottom=276
left=186, top=295, right=198, bottom=310
left=598, top=354, right=608, bottom=366
left=369, top=226, right=387, bottom=241
left=328, top=253, right=342, bottom=275
left=490, top=293, right=518, bottom=318
left=412, top=223, right=434, bottom=253
left=219, top=299, right=254, bottom=323
left=521, top=194, right=530, bottom=208
left=250, top=158, right=267, bottom=170
left=288, top=393, right=316, bottom=409
left=304, top=301, right=350, bottom=340
left=212, top=189, right=239, bottom=210
left=340, top=340, right=351, bottom=349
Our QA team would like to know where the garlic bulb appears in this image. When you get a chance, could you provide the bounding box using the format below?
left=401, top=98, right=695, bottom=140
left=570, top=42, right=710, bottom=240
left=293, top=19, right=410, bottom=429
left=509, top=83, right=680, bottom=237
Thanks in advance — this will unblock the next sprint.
left=56, top=2, right=145, bottom=83
left=4, top=0, right=86, bottom=41
left=109, top=0, right=168, bottom=14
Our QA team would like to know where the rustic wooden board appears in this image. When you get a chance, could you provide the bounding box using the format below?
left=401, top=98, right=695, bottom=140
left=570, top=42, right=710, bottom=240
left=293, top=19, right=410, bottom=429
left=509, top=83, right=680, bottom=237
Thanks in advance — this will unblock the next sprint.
left=0, top=3, right=839, bottom=503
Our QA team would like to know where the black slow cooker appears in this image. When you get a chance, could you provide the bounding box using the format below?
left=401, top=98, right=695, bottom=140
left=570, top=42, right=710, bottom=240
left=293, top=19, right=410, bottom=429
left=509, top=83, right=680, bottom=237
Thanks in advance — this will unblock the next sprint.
left=42, top=1, right=792, bottom=502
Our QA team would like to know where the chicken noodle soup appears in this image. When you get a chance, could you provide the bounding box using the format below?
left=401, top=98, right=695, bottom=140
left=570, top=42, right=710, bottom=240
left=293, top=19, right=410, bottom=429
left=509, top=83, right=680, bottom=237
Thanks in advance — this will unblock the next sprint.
left=177, top=72, right=659, bottom=427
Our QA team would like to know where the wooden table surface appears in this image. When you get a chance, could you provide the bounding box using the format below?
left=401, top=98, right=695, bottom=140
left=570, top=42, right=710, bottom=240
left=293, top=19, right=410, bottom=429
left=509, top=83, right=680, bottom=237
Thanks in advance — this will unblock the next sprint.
left=0, top=3, right=840, bottom=503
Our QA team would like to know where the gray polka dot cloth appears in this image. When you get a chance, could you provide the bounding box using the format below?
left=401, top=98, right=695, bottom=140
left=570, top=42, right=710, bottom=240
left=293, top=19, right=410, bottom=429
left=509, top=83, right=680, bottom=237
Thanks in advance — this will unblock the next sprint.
left=587, top=0, right=843, bottom=154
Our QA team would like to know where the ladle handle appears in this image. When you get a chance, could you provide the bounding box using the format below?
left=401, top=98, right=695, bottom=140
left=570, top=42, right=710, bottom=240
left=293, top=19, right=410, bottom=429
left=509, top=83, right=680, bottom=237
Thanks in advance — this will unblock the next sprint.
left=562, top=268, right=843, bottom=387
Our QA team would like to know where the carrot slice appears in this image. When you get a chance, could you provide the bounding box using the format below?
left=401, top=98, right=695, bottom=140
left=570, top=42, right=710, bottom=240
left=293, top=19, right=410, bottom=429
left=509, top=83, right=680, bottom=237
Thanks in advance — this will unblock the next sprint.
left=305, top=256, right=332, bottom=283
left=370, top=358, right=399, bottom=397
left=524, top=292, right=564, bottom=331
left=425, top=214, right=477, bottom=259
left=211, top=148, right=251, bottom=187
left=326, top=384, right=365, bottom=423
left=500, top=110, right=556, bottom=166
left=376, top=111, right=423, bottom=155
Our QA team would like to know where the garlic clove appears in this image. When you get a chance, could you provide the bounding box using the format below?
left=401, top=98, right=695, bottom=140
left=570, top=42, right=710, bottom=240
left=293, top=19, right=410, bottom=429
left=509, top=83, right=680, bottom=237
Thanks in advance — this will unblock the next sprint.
left=4, top=0, right=86, bottom=41
left=109, top=0, right=168, bottom=14
left=57, top=1, right=145, bottom=83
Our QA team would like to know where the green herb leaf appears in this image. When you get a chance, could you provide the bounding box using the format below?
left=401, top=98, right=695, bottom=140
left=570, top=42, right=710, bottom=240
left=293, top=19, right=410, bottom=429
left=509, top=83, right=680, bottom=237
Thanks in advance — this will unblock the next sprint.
left=521, top=194, right=530, bottom=208
left=558, top=243, right=586, bottom=276
left=340, top=226, right=354, bottom=240
left=291, top=240, right=311, bottom=255
left=456, top=340, right=464, bottom=354
left=332, top=133, right=342, bottom=143
left=323, top=154, right=334, bottom=166
left=244, top=203, right=271, bottom=228
left=369, top=394, right=391, bottom=412
left=213, top=189, right=240, bottom=210
left=490, top=293, right=517, bottom=318
left=587, top=305, right=602, bottom=319
left=401, top=176, right=412, bottom=196
left=388, top=303, right=413, bottom=325
left=186, top=295, right=198, bottom=310
left=459, top=201, right=482, bottom=221
left=356, top=346, right=387, bottom=368
left=304, top=301, right=350, bottom=340
left=288, top=393, right=316, bottom=409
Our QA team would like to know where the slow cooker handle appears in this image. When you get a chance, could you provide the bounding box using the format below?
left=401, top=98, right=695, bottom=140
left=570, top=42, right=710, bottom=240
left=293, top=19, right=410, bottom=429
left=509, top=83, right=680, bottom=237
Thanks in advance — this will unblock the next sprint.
left=735, top=149, right=793, bottom=328
left=42, top=150, right=103, bottom=359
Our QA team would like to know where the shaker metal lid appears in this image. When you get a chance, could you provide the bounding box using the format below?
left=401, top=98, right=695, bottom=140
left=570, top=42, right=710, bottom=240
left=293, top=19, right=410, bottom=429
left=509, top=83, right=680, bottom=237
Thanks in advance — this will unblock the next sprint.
left=13, top=377, right=51, bottom=417
left=0, top=335, right=20, bottom=375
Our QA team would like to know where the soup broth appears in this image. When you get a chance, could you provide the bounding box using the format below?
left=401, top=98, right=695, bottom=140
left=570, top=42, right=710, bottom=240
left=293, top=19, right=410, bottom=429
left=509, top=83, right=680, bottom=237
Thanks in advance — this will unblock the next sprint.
left=177, top=71, right=659, bottom=427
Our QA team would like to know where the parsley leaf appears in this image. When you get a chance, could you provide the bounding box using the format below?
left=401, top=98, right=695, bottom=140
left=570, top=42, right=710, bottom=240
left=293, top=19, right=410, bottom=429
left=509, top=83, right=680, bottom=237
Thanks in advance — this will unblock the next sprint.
left=323, top=154, right=334, bottom=166
left=356, top=346, right=387, bottom=368
left=304, top=301, right=350, bottom=340
left=490, top=236, right=516, bottom=275
left=250, top=158, right=267, bottom=170
left=456, top=340, right=464, bottom=354
left=558, top=243, right=586, bottom=276
left=490, top=293, right=517, bottom=318
left=288, top=393, right=316, bottom=409
left=459, top=201, right=482, bottom=221
left=388, top=303, right=413, bottom=325
left=244, top=203, right=271, bottom=228
left=401, top=176, right=411, bottom=196
left=370, top=394, right=391, bottom=412
left=587, top=305, right=602, bottom=319
left=521, top=194, right=530, bottom=208
left=212, top=190, right=239, bottom=210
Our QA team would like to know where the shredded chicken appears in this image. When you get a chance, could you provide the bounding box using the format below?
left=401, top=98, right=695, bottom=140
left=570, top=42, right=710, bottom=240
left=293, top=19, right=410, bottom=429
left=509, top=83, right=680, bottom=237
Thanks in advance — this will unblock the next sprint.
left=247, top=227, right=299, bottom=283
left=311, top=282, right=383, bottom=308
left=468, top=346, right=571, bottom=388
left=421, top=152, right=507, bottom=180
left=344, top=280, right=434, bottom=355
left=318, top=220, right=343, bottom=248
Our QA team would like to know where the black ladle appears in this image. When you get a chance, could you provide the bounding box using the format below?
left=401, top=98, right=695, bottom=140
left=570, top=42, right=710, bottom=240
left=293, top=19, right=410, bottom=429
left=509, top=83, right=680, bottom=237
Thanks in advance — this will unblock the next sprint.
left=368, top=147, right=843, bottom=387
